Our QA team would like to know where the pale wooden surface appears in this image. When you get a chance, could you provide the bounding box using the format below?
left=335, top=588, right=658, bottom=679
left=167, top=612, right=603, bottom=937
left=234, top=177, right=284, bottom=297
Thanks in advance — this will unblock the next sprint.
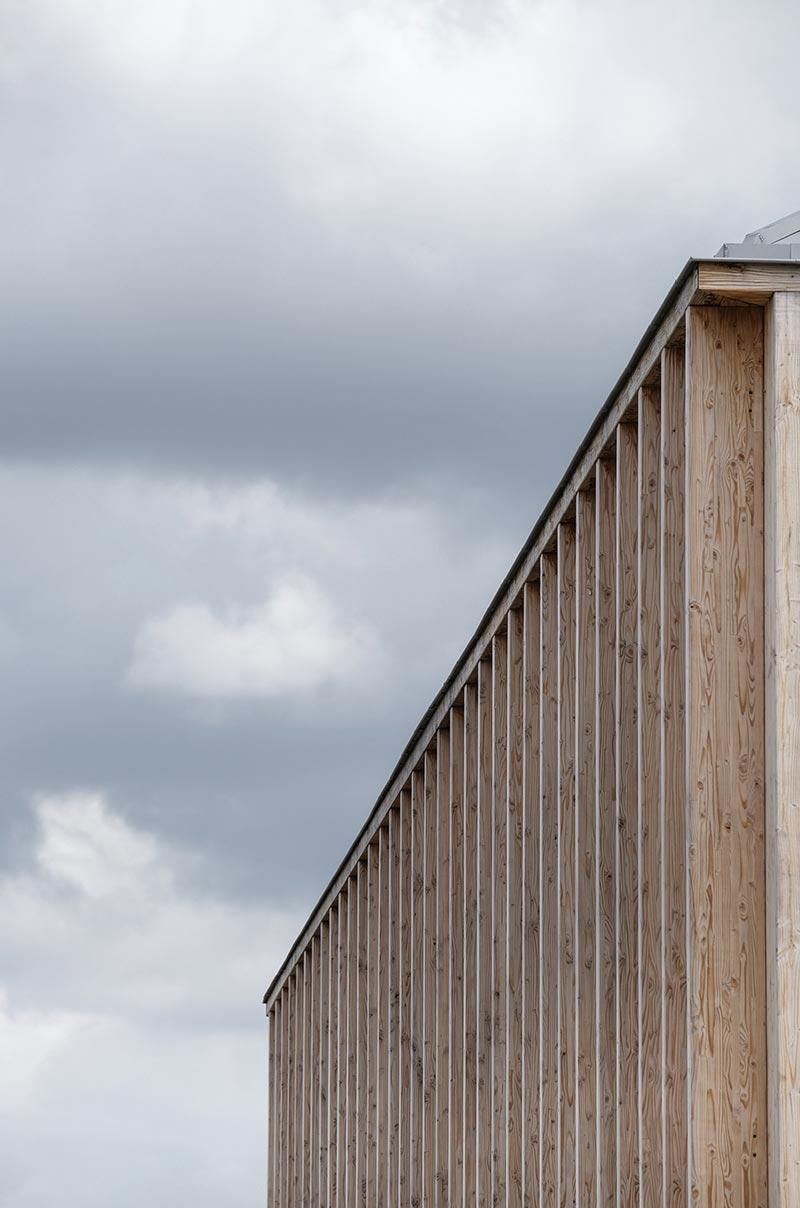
left=386, top=809, right=399, bottom=1208
left=463, top=681, right=479, bottom=1205
left=595, top=458, right=617, bottom=1208
left=616, top=421, right=639, bottom=1208
left=660, top=342, right=687, bottom=1208
left=411, top=768, right=424, bottom=1207
left=686, top=304, right=767, bottom=1207
left=268, top=1001, right=276, bottom=1207
left=522, top=581, right=541, bottom=1206
left=319, top=921, right=330, bottom=1203
left=540, top=552, right=559, bottom=1205
left=347, top=875, right=358, bottom=1207
left=476, top=658, right=493, bottom=1208
left=449, top=705, right=466, bottom=1208
left=398, top=789, right=412, bottom=1207
left=423, top=746, right=438, bottom=1207
left=765, top=292, right=800, bottom=1208
left=576, top=488, right=597, bottom=1204
left=328, top=905, right=338, bottom=1207
left=492, top=632, right=508, bottom=1206
left=435, top=729, right=450, bottom=1205
left=638, top=383, right=662, bottom=1208
left=310, top=934, right=320, bottom=1206
left=376, top=828, right=389, bottom=1208
left=507, top=608, right=524, bottom=1207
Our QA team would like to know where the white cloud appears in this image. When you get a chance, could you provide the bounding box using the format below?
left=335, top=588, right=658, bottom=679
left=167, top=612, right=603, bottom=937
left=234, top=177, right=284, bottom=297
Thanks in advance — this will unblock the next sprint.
left=126, top=572, right=383, bottom=699
left=0, top=792, right=302, bottom=1207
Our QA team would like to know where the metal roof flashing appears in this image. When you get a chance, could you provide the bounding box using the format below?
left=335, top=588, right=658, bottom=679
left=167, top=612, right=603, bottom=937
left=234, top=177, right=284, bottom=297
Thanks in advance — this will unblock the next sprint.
left=716, top=208, right=800, bottom=259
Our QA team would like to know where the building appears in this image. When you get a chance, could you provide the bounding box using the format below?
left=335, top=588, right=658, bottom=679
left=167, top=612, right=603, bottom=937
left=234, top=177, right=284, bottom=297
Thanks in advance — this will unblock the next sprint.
left=263, top=213, right=800, bottom=1207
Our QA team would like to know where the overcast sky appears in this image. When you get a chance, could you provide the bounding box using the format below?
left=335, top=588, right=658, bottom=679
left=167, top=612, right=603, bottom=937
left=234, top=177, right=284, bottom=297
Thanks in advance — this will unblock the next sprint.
left=2, top=0, right=799, bottom=1204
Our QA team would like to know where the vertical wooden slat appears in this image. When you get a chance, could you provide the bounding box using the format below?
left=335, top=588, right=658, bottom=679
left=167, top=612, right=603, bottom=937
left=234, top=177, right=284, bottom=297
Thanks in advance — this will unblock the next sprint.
left=411, top=768, right=425, bottom=1207
left=377, top=826, right=389, bottom=1208
left=340, top=893, right=350, bottom=1203
left=400, top=785, right=413, bottom=1207
left=329, top=904, right=339, bottom=1208
left=348, top=875, right=359, bottom=1208
left=292, top=966, right=302, bottom=1207
left=660, top=343, right=686, bottom=1208
left=424, top=745, right=438, bottom=1207
left=367, top=843, right=379, bottom=1206
left=685, top=305, right=767, bottom=1207
left=449, top=704, right=466, bottom=1208
left=282, top=983, right=291, bottom=1207
left=436, top=728, right=451, bottom=1205
left=576, top=488, right=597, bottom=1204
left=638, top=383, right=662, bottom=1208
left=320, top=922, right=331, bottom=1205
left=616, top=421, right=639, bottom=1207
left=493, top=631, right=509, bottom=1207
left=765, top=292, right=800, bottom=1208
left=464, top=681, right=479, bottom=1206
left=596, top=458, right=617, bottom=1208
left=507, top=607, right=524, bottom=1207
left=540, top=551, right=559, bottom=1205
left=523, top=579, right=541, bottom=1206
left=477, top=657, right=494, bottom=1208
left=358, top=858, right=370, bottom=1208
left=388, top=806, right=400, bottom=1208
left=310, top=934, right=321, bottom=1207
left=559, top=522, right=578, bottom=1208
left=268, top=1003, right=276, bottom=1208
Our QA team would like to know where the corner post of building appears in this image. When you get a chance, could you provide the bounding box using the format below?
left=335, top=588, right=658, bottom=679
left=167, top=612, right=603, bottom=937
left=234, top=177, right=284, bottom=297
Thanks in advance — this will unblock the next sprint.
left=765, top=290, right=800, bottom=1207
left=685, top=302, right=768, bottom=1207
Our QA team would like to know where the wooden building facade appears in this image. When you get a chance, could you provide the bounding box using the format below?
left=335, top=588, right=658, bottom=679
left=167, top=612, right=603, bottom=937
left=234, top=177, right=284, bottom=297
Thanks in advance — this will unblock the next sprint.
left=263, top=249, right=800, bottom=1206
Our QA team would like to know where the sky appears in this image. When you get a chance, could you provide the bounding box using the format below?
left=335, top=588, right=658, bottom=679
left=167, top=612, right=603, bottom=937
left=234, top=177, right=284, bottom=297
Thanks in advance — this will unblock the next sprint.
left=1, top=0, right=799, bottom=1203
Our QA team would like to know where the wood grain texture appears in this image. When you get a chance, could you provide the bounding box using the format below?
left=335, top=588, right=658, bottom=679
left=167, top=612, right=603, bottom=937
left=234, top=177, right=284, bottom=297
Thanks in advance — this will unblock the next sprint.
left=638, top=384, right=662, bottom=1208
left=358, top=859, right=370, bottom=1208
left=348, top=874, right=359, bottom=1207
left=369, top=847, right=380, bottom=1205
left=449, top=705, right=466, bottom=1208
left=377, top=827, right=389, bottom=1208
left=685, top=304, right=766, bottom=1207
left=320, top=920, right=331, bottom=1205
left=423, top=746, right=438, bottom=1207
left=464, top=681, right=479, bottom=1206
left=339, top=891, right=351, bottom=1208
left=558, top=523, right=578, bottom=1208
left=329, top=905, right=339, bottom=1207
left=576, top=489, right=597, bottom=1205
left=765, top=292, right=800, bottom=1208
left=522, top=580, right=541, bottom=1207
left=616, top=421, right=639, bottom=1207
left=493, top=631, right=509, bottom=1207
left=287, top=977, right=297, bottom=1208
left=436, top=728, right=451, bottom=1206
left=477, top=658, right=494, bottom=1208
left=387, top=808, right=400, bottom=1208
left=540, top=552, right=559, bottom=1206
left=507, top=608, right=524, bottom=1208
left=399, top=787, right=413, bottom=1207
left=300, top=954, right=310, bottom=1207
left=411, top=768, right=425, bottom=1207
left=595, top=458, right=617, bottom=1208
left=310, top=934, right=321, bottom=1206
left=281, top=988, right=290, bottom=1207
left=269, top=1003, right=277, bottom=1208
left=660, top=343, right=687, bottom=1208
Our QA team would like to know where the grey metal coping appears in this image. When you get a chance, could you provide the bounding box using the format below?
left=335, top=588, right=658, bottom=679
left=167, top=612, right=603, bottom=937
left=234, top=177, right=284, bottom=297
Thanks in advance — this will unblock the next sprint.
left=262, top=252, right=793, bottom=1011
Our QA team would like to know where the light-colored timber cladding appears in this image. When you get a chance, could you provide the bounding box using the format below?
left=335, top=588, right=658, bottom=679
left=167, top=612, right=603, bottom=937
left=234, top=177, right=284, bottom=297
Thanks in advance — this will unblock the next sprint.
left=265, top=257, right=800, bottom=1207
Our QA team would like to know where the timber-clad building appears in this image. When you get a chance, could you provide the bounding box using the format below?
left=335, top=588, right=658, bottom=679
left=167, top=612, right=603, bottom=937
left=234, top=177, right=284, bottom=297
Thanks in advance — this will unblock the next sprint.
left=263, top=213, right=800, bottom=1207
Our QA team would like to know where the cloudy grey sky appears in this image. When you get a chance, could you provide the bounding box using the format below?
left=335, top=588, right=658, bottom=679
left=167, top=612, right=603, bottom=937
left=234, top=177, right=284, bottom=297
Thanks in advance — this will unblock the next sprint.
left=2, top=0, right=799, bottom=1203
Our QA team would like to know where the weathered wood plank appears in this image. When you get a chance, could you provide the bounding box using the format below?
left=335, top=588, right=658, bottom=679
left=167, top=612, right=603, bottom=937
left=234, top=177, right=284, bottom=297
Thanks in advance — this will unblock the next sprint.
left=411, top=768, right=425, bottom=1206
left=310, top=934, right=321, bottom=1206
left=320, top=920, right=331, bottom=1205
left=765, top=291, right=800, bottom=1208
left=423, top=746, right=438, bottom=1207
left=436, top=728, right=451, bottom=1206
left=464, top=681, right=479, bottom=1206
left=329, top=904, right=339, bottom=1207
left=558, top=522, right=578, bottom=1208
left=616, top=421, right=639, bottom=1206
left=661, top=343, right=687, bottom=1208
left=347, top=879, right=358, bottom=1208
left=268, top=1002, right=276, bottom=1208
left=493, top=631, right=509, bottom=1206
left=477, top=658, right=494, bottom=1208
left=595, top=458, right=617, bottom=1208
left=686, top=304, right=767, bottom=1208
left=301, top=952, right=311, bottom=1206
left=507, top=607, right=524, bottom=1207
left=522, top=580, right=541, bottom=1206
left=576, top=489, right=597, bottom=1205
left=377, top=827, right=389, bottom=1208
left=540, top=551, right=559, bottom=1206
left=368, top=847, right=379, bottom=1205
left=287, top=978, right=297, bottom=1208
left=387, top=807, right=400, bottom=1208
left=697, top=260, right=800, bottom=300
left=449, top=705, right=466, bottom=1208
left=638, top=383, right=662, bottom=1208
left=399, top=786, right=413, bottom=1207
